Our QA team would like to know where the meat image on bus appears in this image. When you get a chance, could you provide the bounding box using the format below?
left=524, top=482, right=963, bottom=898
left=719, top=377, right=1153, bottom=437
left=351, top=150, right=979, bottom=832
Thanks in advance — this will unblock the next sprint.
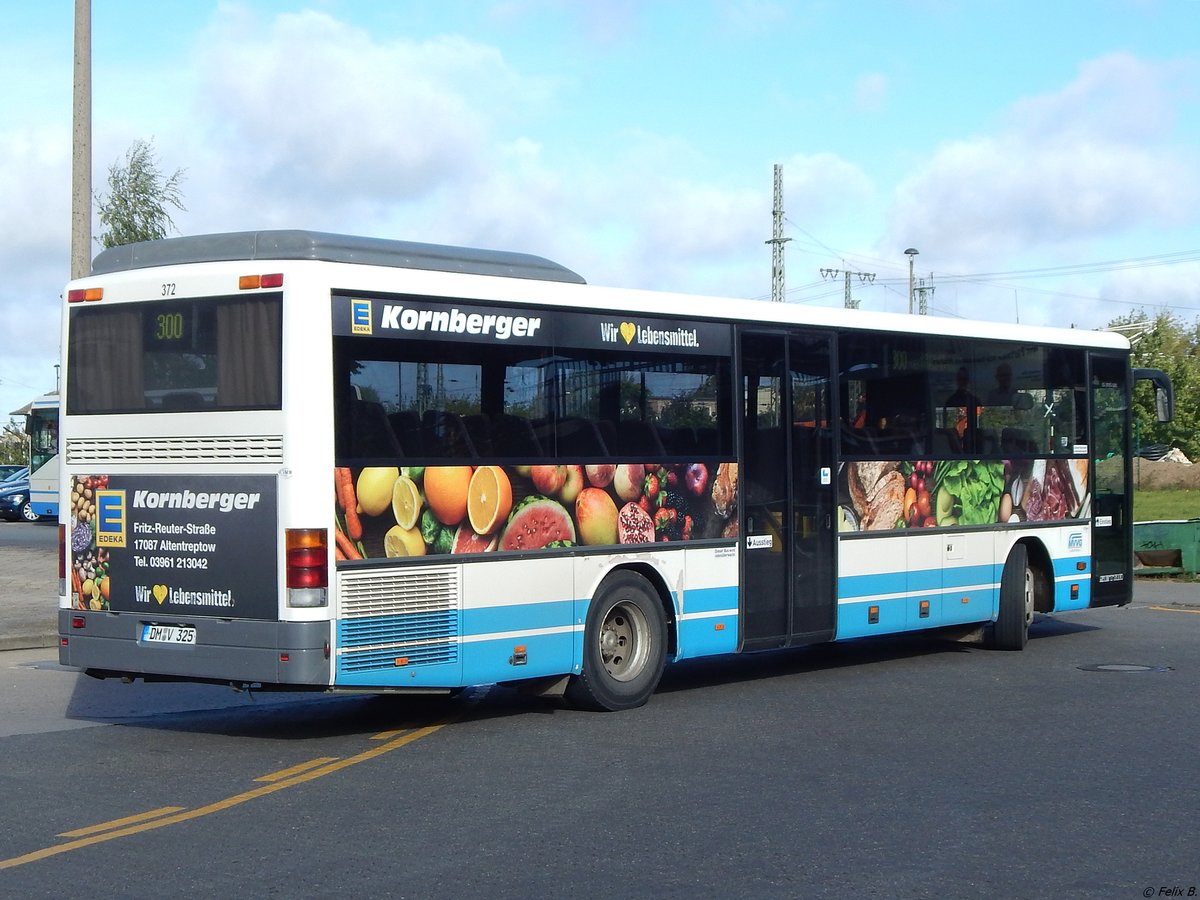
left=56, top=231, right=1173, bottom=710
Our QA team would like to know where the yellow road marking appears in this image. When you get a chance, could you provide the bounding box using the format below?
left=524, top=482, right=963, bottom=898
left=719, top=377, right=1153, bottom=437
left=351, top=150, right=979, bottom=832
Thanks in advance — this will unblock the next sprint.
left=1148, top=605, right=1200, bottom=614
left=255, top=756, right=341, bottom=783
left=0, top=719, right=452, bottom=872
left=58, top=806, right=185, bottom=839
left=371, top=729, right=409, bottom=740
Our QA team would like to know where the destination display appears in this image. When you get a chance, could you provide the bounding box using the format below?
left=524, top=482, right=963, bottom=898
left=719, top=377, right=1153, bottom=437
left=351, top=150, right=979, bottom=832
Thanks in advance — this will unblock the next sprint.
left=69, top=474, right=278, bottom=619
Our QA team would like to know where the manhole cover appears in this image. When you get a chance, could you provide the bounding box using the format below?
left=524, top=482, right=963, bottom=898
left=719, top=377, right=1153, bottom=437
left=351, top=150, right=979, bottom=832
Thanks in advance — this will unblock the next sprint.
left=1077, top=663, right=1173, bottom=673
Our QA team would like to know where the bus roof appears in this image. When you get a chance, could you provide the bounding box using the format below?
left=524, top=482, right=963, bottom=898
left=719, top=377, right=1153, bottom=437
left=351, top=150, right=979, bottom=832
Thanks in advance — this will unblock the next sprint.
left=90, top=230, right=587, bottom=285
left=9, top=391, right=57, bottom=418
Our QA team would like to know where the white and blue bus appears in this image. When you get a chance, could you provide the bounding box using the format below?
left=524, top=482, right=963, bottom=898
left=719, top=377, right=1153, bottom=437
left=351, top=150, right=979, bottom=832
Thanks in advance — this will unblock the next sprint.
left=18, top=391, right=59, bottom=520
left=57, top=231, right=1172, bottom=709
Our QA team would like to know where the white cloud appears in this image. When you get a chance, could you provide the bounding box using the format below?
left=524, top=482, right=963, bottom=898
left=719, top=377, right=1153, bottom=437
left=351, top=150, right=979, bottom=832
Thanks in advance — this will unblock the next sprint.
left=186, top=7, right=552, bottom=232
left=0, top=126, right=70, bottom=411
left=884, top=53, right=1198, bottom=278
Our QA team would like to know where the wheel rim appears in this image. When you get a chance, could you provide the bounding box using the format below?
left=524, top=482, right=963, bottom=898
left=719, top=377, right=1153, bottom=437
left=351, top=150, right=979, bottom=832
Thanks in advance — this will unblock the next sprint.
left=1022, top=566, right=1035, bottom=628
left=598, top=600, right=652, bottom=683
left=20, top=502, right=38, bottom=523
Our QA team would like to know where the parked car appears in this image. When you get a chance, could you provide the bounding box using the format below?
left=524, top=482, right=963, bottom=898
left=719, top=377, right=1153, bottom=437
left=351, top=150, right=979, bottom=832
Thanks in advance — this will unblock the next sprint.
left=0, top=464, right=26, bottom=482
left=0, top=476, right=42, bottom=522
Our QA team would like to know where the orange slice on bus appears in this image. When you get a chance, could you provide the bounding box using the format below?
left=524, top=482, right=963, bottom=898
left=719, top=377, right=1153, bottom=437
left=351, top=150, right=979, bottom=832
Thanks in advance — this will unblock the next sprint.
left=391, top=475, right=423, bottom=529
left=467, top=465, right=513, bottom=535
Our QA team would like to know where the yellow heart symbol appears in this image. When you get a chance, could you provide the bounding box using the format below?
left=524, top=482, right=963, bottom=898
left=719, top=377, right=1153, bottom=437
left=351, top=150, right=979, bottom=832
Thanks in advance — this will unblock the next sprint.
left=152, top=584, right=168, bottom=604
left=619, top=322, right=636, bottom=344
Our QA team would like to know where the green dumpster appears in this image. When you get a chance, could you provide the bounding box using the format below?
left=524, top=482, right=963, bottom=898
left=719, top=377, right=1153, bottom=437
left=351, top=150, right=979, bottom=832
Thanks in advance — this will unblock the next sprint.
left=1133, top=519, right=1200, bottom=576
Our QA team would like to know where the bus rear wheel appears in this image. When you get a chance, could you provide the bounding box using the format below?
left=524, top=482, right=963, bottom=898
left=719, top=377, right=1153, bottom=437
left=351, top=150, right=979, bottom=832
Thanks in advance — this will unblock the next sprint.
left=566, top=571, right=667, bottom=712
left=991, top=543, right=1033, bottom=650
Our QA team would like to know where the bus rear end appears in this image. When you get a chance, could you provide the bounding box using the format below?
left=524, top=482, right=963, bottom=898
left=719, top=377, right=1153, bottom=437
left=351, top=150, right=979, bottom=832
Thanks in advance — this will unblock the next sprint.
left=58, top=252, right=333, bottom=688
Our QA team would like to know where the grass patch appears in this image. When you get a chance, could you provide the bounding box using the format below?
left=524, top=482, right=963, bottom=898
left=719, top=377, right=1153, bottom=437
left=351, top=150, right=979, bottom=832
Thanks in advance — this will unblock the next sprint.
left=1133, top=489, right=1200, bottom=522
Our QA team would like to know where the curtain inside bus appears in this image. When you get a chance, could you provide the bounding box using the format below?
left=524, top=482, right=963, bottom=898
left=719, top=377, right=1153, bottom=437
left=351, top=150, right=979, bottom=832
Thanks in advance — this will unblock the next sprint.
left=67, top=295, right=282, bottom=414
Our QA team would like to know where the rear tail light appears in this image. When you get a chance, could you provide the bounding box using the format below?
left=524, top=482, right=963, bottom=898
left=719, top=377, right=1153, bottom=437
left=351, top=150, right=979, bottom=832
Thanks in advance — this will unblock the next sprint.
left=286, top=528, right=328, bottom=608
left=239, top=273, right=284, bottom=290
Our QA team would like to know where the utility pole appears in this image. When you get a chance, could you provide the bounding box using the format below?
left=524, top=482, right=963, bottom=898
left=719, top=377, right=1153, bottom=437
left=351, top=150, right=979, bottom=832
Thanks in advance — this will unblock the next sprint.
left=820, top=266, right=875, bottom=309
left=71, top=0, right=92, bottom=279
left=914, top=276, right=935, bottom=315
left=766, top=164, right=791, bottom=302
left=904, top=248, right=919, bottom=314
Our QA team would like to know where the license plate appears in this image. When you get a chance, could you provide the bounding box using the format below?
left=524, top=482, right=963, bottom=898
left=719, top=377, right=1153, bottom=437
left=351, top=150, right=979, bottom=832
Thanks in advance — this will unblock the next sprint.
left=141, top=624, right=197, bottom=645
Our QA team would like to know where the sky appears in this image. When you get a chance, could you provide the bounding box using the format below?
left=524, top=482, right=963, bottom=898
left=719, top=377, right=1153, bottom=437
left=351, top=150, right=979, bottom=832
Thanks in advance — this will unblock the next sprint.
left=2, top=0, right=1199, bottom=422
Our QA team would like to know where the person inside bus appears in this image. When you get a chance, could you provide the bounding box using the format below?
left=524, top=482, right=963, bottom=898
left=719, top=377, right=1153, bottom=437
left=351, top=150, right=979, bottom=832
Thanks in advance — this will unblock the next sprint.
left=945, top=367, right=981, bottom=449
left=986, top=362, right=1016, bottom=406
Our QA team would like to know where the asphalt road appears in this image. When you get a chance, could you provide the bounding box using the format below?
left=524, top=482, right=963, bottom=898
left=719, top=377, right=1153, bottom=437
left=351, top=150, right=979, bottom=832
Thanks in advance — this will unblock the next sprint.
left=1, top=589, right=1198, bottom=899
left=0, top=518, right=57, bottom=550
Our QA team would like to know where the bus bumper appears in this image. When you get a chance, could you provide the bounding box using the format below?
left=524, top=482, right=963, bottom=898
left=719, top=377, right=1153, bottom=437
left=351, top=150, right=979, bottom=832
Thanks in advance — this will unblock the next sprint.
left=58, top=610, right=331, bottom=687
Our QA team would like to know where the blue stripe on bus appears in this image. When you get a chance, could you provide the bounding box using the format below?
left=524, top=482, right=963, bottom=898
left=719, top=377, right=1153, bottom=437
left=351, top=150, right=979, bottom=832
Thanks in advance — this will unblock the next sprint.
left=838, top=563, right=999, bottom=602
left=462, top=599, right=576, bottom=637
left=677, top=584, right=739, bottom=659
left=1052, top=556, right=1088, bottom=578
left=461, top=630, right=577, bottom=685
left=332, top=581, right=742, bottom=687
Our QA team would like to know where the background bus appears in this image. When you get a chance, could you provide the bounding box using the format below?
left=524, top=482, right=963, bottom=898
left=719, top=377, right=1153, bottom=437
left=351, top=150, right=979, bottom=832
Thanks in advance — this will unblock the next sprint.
left=4, top=391, right=59, bottom=521
left=26, top=392, right=59, bottom=519
left=57, top=231, right=1172, bottom=710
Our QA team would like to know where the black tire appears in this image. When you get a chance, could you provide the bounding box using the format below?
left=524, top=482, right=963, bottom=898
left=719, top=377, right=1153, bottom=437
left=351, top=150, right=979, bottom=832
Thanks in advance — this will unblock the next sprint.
left=19, top=500, right=40, bottom=523
left=565, top=571, right=667, bottom=711
left=992, top=543, right=1033, bottom=650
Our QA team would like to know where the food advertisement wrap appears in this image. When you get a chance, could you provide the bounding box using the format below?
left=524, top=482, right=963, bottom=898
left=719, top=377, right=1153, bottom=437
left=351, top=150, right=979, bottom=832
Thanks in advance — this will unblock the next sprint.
left=334, top=462, right=738, bottom=561
left=838, top=457, right=1089, bottom=533
left=68, top=474, right=279, bottom=618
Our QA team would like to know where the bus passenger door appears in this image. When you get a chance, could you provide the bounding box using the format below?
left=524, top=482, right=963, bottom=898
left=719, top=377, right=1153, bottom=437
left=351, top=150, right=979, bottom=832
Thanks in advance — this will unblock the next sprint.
left=788, top=333, right=835, bottom=641
left=738, top=331, right=836, bottom=649
left=1090, top=353, right=1133, bottom=606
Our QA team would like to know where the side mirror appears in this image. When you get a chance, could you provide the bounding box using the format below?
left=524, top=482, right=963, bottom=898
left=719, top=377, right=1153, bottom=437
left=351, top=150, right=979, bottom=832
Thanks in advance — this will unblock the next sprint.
left=1133, top=368, right=1174, bottom=423
left=1012, top=392, right=1034, bottom=411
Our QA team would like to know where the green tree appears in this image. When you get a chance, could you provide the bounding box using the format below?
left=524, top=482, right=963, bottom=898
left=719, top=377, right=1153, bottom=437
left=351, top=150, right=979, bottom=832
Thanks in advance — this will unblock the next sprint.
left=95, top=138, right=186, bottom=248
left=1, top=418, right=29, bottom=466
left=1110, top=309, right=1200, bottom=461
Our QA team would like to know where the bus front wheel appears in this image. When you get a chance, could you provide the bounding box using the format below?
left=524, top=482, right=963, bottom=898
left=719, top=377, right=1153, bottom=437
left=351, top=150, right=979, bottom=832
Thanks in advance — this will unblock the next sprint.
left=566, top=571, right=667, bottom=712
left=991, top=543, right=1033, bottom=650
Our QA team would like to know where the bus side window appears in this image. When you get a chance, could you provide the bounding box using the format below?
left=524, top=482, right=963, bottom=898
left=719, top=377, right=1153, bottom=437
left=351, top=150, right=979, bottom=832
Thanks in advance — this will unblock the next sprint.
left=351, top=398, right=403, bottom=459
left=493, top=413, right=544, bottom=457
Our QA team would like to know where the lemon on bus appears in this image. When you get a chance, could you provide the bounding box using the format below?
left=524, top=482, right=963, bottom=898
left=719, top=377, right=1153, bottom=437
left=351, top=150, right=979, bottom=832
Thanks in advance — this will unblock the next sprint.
left=467, top=465, right=513, bottom=535
left=356, top=466, right=399, bottom=517
left=384, top=524, right=426, bottom=558
left=391, top=475, right=423, bottom=529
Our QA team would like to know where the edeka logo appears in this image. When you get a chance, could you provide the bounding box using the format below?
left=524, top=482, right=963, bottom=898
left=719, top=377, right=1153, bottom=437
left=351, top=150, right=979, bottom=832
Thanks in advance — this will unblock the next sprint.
left=600, top=320, right=701, bottom=349
left=379, top=304, right=541, bottom=340
left=95, top=489, right=127, bottom=548
left=351, top=298, right=373, bottom=335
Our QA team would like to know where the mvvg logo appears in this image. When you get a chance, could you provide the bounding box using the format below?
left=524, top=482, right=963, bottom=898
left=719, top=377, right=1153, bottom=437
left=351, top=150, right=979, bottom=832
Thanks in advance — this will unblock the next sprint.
left=95, top=489, right=128, bottom=548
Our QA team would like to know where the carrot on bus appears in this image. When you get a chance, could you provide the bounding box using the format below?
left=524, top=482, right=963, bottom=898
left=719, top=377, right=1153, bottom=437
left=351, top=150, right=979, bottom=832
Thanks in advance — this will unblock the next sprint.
left=334, top=526, right=362, bottom=560
left=335, top=468, right=362, bottom=539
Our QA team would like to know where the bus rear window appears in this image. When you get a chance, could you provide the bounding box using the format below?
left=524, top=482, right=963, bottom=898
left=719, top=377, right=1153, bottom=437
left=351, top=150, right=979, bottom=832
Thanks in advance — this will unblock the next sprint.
left=67, top=295, right=283, bottom=414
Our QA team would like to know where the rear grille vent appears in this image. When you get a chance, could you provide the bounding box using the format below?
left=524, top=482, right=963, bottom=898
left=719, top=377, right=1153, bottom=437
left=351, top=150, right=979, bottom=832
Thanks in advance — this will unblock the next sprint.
left=66, top=436, right=284, bottom=466
left=337, top=566, right=460, bottom=672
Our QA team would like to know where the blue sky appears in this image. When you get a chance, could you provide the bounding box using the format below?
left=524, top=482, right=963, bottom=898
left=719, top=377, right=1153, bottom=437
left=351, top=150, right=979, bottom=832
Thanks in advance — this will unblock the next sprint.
left=2, top=0, right=1199, bottom=420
